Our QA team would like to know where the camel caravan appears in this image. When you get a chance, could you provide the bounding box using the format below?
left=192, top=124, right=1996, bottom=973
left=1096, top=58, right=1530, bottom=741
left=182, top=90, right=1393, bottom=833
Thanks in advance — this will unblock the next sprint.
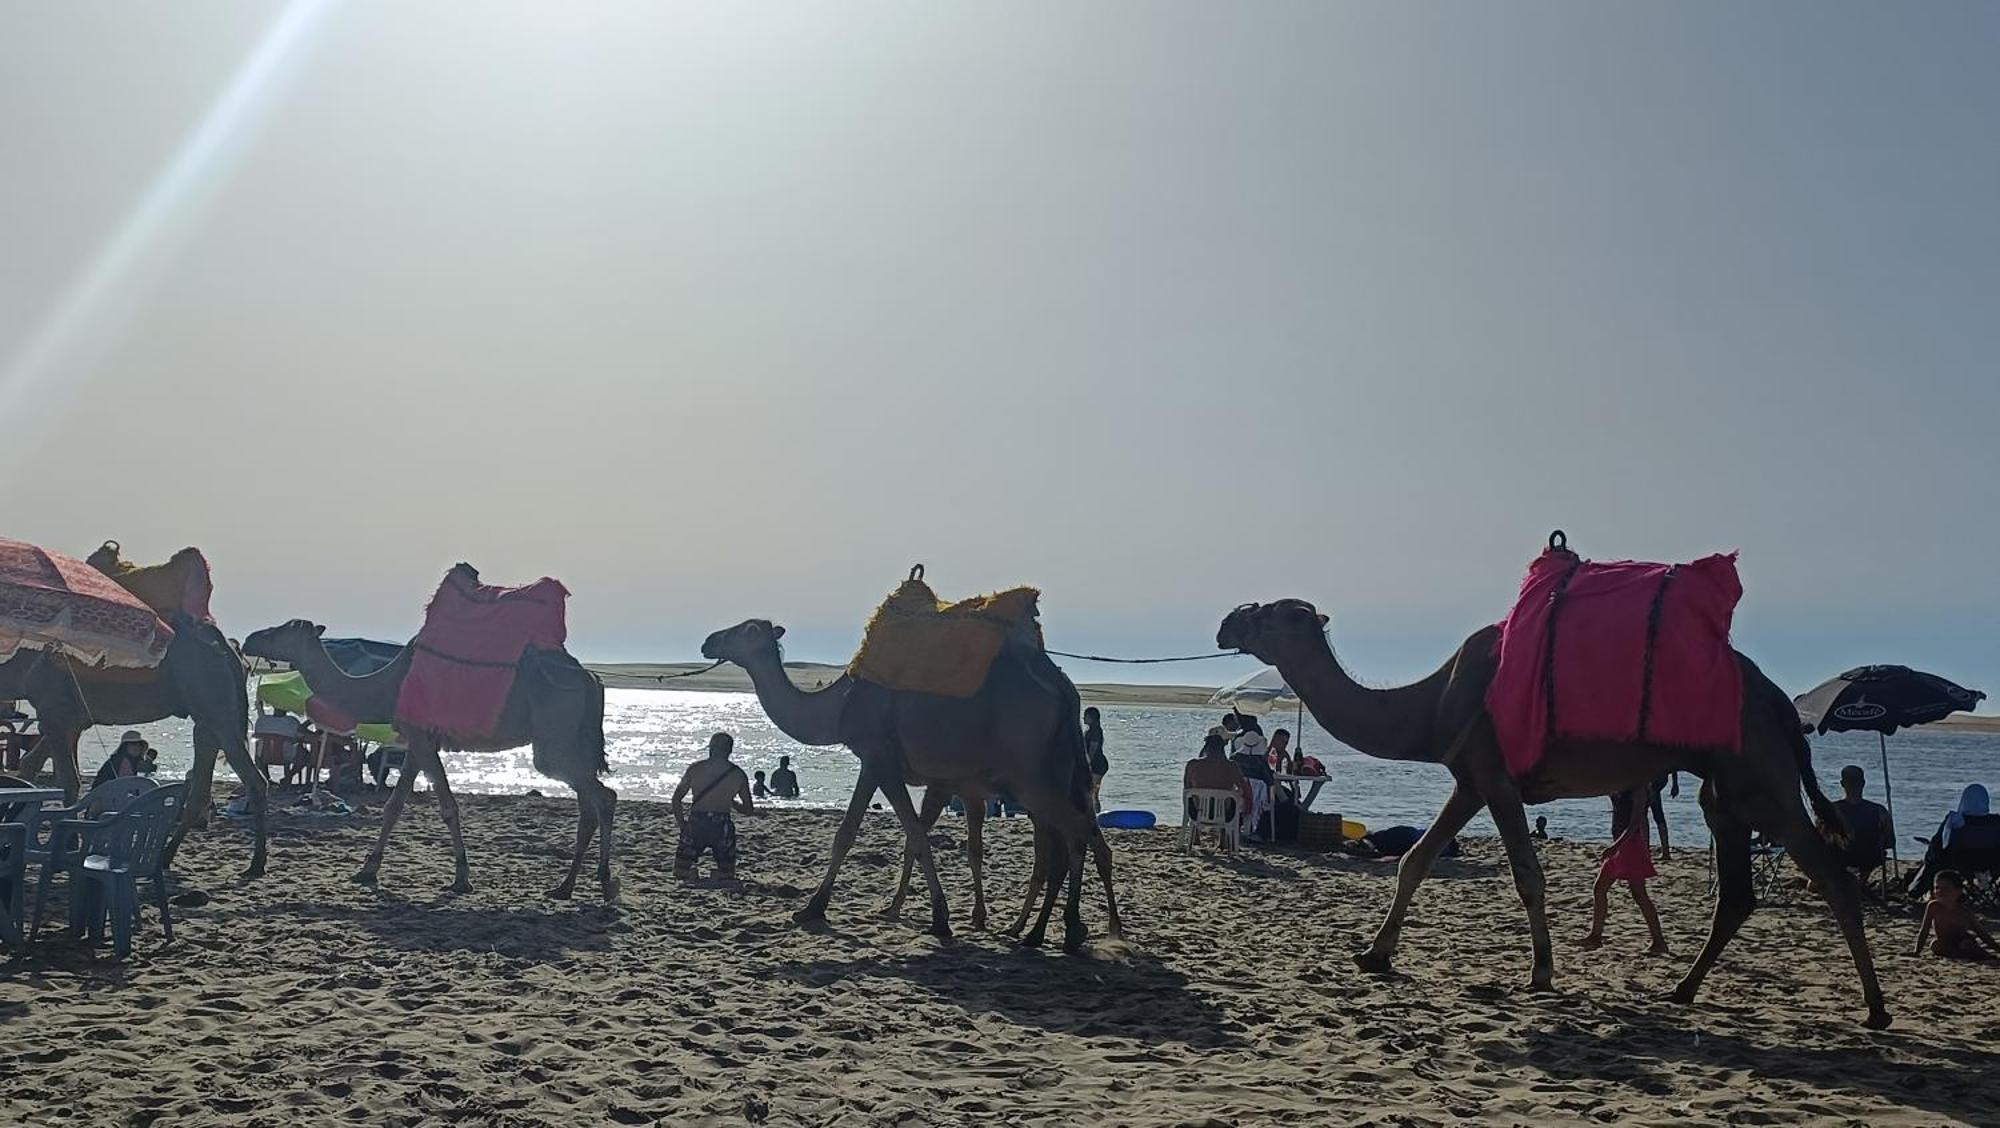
left=0, top=532, right=1895, bottom=1025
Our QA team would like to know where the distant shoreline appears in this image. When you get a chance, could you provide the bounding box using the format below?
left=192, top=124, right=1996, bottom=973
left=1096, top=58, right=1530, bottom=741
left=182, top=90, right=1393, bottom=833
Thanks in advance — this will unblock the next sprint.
left=585, top=661, right=2000, bottom=728
left=245, top=655, right=1999, bottom=726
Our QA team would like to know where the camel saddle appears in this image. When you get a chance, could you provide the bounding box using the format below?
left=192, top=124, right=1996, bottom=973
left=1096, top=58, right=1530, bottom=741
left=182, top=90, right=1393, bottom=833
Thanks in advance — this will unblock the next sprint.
left=86, top=540, right=215, bottom=624
left=848, top=567, right=1044, bottom=699
left=394, top=564, right=570, bottom=741
left=1485, top=534, right=1744, bottom=779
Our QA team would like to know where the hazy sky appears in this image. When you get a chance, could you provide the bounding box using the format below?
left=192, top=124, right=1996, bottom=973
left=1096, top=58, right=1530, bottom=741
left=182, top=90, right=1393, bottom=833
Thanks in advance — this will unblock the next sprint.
left=3, top=3, right=1995, bottom=701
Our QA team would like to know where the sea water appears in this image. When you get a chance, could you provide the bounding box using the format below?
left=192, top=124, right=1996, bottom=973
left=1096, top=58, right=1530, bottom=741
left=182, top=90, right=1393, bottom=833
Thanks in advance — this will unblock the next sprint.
left=102, top=687, right=1996, bottom=847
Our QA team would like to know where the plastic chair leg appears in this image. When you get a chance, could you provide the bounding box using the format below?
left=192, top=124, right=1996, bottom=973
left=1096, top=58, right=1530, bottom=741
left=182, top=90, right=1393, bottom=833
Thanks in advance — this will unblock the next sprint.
left=153, top=877, right=173, bottom=944
left=111, top=879, right=134, bottom=957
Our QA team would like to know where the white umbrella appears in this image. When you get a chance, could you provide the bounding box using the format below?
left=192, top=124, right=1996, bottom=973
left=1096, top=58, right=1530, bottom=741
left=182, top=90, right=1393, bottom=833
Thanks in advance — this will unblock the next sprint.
left=1208, top=665, right=1298, bottom=715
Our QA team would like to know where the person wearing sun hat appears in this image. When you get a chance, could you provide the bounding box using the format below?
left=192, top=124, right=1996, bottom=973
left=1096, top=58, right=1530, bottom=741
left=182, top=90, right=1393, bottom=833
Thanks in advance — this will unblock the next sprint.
left=93, top=730, right=150, bottom=786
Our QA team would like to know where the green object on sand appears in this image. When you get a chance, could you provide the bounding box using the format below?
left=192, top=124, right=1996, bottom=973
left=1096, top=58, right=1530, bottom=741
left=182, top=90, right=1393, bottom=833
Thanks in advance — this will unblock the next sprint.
left=256, top=672, right=399, bottom=745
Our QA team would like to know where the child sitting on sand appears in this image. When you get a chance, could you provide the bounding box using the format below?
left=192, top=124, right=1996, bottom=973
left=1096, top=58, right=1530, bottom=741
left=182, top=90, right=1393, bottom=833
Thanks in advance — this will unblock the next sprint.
left=1913, top=871, right=1998, bottom=961
left=672, top=732, right=756, bottom=882
left=1580, top=787, right=1669, bottom=955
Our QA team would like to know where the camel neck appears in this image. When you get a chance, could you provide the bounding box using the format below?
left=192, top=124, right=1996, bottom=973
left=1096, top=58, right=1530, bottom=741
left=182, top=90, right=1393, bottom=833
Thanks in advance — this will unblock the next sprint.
left=286, top=637, right=410, bottom=721
left=737, top=650, right=847, bottom=747
left=1274, top=634, right=1444, bottom=763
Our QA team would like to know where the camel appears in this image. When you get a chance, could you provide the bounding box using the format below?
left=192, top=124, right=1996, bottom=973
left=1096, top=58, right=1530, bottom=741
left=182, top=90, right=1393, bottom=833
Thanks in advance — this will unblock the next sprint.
left=0, top=620, right=269, bottom=876
left=1216, top=599, right=1889, bottom=1029
left=699, top=618, right=1114, bottom=951
left=239, top=620, right=616, bottom=900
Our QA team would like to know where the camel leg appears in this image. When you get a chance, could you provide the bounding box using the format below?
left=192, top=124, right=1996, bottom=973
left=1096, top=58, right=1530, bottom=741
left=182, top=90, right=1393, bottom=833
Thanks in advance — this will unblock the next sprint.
left=45, top=729, right=82, bottom=804
left=595, top=785, right=618, bottom=902
left=798, top=771, right=876, bottom=925
left=1478, top=774, right=1553, bottom=991
left=1021, top=828, right=1067, bottom=948
left=877, top=777, right=952, bottom=941
left=213, top=722, right=266, bottom=878
left=1765, top=798, right=1891, bottom=1028
left=1060, top=835, right=1088, bottom=953
left=1357, top=781, right=1485, bottom=973
left=355, top=741, right=425, bottom=885
left=1091, top=830, right=1123, bottom=939
left=885, top=787, right=948, bottom=921
left=548, top=797, right=596, bottom=901
left=427, top=756, right=473, bottom=894
left=1675, top=783, right=1755, bottom=1005
left=967, top=800, right=987, bottom=930
left=1002, top=821, right=1048, bottom=938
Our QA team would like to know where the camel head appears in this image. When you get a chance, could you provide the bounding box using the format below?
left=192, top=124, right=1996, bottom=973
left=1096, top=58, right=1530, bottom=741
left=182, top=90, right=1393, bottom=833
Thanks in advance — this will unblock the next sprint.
left=700, top=619, right=786, bottom=666
left=1216, top=599, right=1330, bottom=665
left=241, top=619, right=327, bottom=664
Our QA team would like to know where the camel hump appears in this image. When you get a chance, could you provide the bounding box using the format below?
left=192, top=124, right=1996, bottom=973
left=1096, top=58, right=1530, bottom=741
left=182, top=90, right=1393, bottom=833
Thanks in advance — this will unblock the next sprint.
left=849, top=571, right=1044, bottom=698
left=91, top=543, right=215, bottom=623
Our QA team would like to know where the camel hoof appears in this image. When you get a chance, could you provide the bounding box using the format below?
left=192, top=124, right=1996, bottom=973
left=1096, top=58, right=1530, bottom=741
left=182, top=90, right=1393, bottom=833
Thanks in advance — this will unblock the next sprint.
left=876, top=904, right=902, bottom=921
left=446, top=879, right=473, bottom=895
left=930, top=924, right=954, bottom=944
left=1668, top=984, right=1698, bottom=1006
left=970, top=910, right=987, bottom=931
left=1062, top=933, right=1086, bottom=955
left=1525, top=977, right=1556, bottom=994
left=243, top=861, right=266, bottom=880
left=547, top=884, right=575, bottom=901
left=1864, top=1010, right=1892, bottom=1031
left=351, top=869, right=379, bottom=886
left=600, top=878, right=620, bottom=903
left=1019, top=931, right=1046, bottom=949
left=1353, top=950, right=1393, bottom=975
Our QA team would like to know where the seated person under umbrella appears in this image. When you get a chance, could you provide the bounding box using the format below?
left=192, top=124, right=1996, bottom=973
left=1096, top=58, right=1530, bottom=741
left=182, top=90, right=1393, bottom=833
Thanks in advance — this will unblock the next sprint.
left=1831, top=765, right=1895, bottom=886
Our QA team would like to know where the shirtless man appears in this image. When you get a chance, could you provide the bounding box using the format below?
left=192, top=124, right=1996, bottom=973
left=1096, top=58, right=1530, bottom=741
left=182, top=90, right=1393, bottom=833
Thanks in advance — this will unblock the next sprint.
left=672, top=732, right=755, bottom=881
left=1913, top=870, right=1999, bottom=961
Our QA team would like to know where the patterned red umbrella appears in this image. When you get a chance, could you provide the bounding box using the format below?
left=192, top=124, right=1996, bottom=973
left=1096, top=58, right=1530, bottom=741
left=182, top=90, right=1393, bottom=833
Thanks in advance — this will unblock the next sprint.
left=0, top=538, right=173, bottom=669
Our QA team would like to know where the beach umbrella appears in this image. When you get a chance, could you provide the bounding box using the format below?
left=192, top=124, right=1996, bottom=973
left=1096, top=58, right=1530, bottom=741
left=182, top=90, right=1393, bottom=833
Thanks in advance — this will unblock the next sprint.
left=1209, top=665, right=1307, bottom=753
left=1794, top=665, right=1987, bottom=878
left=0, top=538, right=172, bottom=670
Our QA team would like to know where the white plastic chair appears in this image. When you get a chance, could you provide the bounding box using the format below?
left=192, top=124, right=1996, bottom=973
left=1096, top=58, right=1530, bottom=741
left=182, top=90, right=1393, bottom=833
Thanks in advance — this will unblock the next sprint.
left=1183, top=788, right=1242, bottom=854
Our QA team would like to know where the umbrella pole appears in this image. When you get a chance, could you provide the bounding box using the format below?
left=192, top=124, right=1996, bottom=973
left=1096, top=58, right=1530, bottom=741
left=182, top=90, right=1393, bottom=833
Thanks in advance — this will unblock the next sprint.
left=1879, top=731, right=1897, bottom=893
left=1297, top=699, right=1304, bottom=758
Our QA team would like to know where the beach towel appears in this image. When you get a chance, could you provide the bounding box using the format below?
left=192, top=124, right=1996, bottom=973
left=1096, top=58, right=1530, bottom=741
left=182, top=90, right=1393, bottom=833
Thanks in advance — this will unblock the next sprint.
left=85, top=541, right=214, bottom=623
left=847, top=568, right=1043, bottom=698
left=394, top=564, right=569, bottom=740
left=0, top=538, right=174, bottom=669
left=1485, top=541, right=1743, bottom=778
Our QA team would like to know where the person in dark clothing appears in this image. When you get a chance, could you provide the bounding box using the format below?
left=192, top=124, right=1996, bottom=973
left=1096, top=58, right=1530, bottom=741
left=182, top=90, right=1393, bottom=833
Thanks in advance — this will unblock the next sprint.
left=94, top=731, right=150, bottom=786
left=1831, top=764, right=1893, bottom=883
left=1083, top=707, right=1108, bottom=812
left=1648, top=774, right=1677, bottom=860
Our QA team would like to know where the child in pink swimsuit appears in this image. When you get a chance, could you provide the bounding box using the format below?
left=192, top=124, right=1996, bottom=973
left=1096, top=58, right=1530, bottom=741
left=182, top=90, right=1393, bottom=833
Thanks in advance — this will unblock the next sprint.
left=1580, top=786, right=1669, bottom=954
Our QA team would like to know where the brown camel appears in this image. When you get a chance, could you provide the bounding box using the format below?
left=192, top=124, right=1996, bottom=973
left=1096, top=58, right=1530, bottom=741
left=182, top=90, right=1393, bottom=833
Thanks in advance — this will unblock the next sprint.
left=1216, top=599, right=1889, bottom=1029
left=699, top=619, right=1114, bottom=951
left=0, top=621, right=269, bottom=876
left=239, top=620, right=616, bottom=900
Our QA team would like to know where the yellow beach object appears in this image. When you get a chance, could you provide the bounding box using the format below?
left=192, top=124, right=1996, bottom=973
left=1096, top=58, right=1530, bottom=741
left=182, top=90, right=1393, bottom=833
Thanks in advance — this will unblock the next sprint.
left=1343, top=819, right=1367, bottom=840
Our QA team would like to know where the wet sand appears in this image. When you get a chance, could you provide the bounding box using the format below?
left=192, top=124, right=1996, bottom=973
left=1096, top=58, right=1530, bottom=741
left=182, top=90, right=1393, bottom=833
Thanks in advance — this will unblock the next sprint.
left=3, top=791, right=1998, bottom=1126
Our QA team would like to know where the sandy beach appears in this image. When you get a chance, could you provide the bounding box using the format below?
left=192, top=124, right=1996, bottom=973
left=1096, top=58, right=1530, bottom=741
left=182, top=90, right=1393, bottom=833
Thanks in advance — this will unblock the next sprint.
left=4, top=789, right=1997, bottom=1127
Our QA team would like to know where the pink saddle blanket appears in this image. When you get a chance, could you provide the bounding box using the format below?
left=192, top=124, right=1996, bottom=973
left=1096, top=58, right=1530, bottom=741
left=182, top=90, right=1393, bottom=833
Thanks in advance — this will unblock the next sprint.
left=1485, top=542, right=1744, bottom=778
left=393, top=565, right=569, bottom=741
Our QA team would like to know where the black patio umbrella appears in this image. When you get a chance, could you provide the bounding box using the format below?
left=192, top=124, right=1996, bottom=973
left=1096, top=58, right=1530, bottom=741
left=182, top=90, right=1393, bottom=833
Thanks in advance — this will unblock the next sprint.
left=1795, top=665, right=1986, bottom=875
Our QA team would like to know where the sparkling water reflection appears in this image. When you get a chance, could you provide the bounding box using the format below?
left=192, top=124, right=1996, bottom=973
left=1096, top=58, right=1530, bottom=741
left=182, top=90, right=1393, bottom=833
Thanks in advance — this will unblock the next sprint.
left=101, top=688, right=1998, bottom=845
